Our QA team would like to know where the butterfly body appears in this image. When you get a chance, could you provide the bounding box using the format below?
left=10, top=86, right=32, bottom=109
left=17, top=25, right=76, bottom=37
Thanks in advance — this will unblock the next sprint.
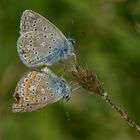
left=17, top=10, right=75, bottom=67
left=13, top=68, right=71, bottom=112
left=13, top=10, right=74, bottom=112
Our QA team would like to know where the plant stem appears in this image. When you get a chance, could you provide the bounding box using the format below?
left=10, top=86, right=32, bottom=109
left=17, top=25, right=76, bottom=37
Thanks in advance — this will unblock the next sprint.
left=71, top=65, right=140, bottom=134
left=100, top=92, right=140, bottom=134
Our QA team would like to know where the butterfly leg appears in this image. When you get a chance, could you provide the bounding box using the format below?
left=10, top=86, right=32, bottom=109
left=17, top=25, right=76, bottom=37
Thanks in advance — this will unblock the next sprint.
left=71, top=53, right=77, bottom=64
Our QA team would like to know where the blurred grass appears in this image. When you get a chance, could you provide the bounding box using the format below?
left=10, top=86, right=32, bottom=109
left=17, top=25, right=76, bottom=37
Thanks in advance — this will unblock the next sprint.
left=0, top=0, right=140, bottom=139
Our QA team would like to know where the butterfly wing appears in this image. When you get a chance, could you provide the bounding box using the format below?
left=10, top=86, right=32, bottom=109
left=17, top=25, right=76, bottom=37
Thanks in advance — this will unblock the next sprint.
left=13, top=70, right=63, bottom=112
left=17, top=31, right=64, bottom=67
left=18, top=10, right=69, bottom=67
left=20, top=10, right=67, bottom=40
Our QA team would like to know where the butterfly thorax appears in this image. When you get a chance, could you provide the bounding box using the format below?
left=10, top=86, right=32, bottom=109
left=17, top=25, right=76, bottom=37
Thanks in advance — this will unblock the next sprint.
left=60, top=38, right=75, bottom=58
left=57, top=78, right=71, bottom=99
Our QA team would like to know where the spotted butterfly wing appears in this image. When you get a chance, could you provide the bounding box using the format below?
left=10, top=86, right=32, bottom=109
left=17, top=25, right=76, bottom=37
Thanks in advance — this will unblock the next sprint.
left=17, top=10, right=75, bottom=67
left=20, top=10, right=67, bottom=38
left=13, top=69, right=71, bottom=112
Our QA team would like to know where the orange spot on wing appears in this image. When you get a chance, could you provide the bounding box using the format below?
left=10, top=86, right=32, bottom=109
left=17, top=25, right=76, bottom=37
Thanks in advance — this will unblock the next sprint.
left=31, top=71, right=37, bottom=78
left=27, top=79, right=31, bottom=85
left=24, top=71, right=37, bottom=96
left=29, top=96, right=33, bottom=101
left=23, top=47, right=28, bottom=53
left=24, top=79, right=32, bottom=95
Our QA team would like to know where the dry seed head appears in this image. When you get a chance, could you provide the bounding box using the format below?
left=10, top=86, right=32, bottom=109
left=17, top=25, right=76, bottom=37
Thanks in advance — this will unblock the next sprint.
left=71, top=65, right=104, bottom=95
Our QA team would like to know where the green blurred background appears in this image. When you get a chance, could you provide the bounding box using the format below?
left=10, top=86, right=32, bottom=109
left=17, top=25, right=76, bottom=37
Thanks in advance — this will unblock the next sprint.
left=0, top=0, right=140, bottom=139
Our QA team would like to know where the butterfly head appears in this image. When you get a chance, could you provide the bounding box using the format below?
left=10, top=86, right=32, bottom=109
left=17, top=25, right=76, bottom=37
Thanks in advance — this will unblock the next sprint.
left=64, top=38, right=75, bottom=58
left=59, top=78, right=71, bottom=98
left=67, top=38, right=76, bottom=47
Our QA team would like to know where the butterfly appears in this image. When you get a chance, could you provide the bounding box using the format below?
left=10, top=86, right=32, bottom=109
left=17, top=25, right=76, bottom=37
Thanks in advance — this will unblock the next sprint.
left=17, top=10, right=76, bottom=67
left=12, top=67, right=71, bottom=112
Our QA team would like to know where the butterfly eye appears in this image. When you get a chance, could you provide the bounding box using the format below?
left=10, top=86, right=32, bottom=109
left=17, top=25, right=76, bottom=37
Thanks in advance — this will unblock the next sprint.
left=64, top=94, right=70, bottom=101
left=68, top=38, right=76, bottom=46
left=71, top=40, right=75, bottom=45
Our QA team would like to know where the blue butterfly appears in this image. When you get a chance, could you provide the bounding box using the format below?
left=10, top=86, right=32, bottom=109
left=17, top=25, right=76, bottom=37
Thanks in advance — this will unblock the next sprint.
left=17, top=10, right=75, bottom=67
left=13, top=67, right=71, bottom=112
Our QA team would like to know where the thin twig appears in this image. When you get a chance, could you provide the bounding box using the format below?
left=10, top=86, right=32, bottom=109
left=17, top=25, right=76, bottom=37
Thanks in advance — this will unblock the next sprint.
left=70, top=65, right=140, bottom=134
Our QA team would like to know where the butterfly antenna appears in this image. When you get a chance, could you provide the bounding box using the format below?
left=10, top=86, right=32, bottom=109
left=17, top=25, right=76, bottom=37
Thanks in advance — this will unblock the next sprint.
left=61, top=99, right=71, bottom=121
left=68, top=19, right=74, bottom=38
left=72, top=82, right=79, bottom=87
left=72, top=85, right=81, bottom=92
left=69, top=81, right=75, bottom=85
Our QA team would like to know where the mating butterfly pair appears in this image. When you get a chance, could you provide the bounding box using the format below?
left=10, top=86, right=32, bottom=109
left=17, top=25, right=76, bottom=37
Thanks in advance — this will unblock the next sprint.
left=12, top=10, right=75, bottom=112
